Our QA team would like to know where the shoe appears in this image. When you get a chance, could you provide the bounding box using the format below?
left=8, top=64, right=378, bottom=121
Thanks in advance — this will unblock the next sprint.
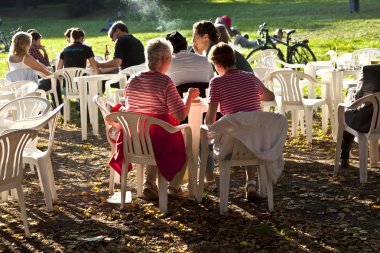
left=246, top=180, right=260, bottom=202
left=168, top=186, right=188, bottom=198
left=143, top=181, right=158, bottom=201
left=204, top=180, right=217, bottom=192
left=340, top=158, right=349, bottom=168
left=243, top=33, right=249, bottom=39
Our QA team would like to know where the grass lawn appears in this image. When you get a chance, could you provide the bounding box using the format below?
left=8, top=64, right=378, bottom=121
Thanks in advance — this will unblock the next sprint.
left=0, top=0, right=380, bottom=78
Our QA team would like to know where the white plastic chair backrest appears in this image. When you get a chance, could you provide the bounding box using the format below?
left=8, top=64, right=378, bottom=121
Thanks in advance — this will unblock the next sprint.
left=105, top=112, right=175, bottom=161
left=93, top=95, right=116, bottom=145
left=24, top=89, right=47, bottom=98
left=0, top=80, right=37, bottom=93
left=0, top=79, right=10, bottom=88
left=120, top=63, right=146, bottom=79
left=5, top=68, right=39, bottom=83
left=253, top=67, right=272, bottom=81
left=53, top=68, right=93, bottom=95
left=268, top=70, right=316, bottom=105
left=0, top=129, right=38, bottom=184
left=351, top=48, right=380, bottom=66
left=0, top=97, right=51, bottom=122
left=247, top=49, right=278, bottom=66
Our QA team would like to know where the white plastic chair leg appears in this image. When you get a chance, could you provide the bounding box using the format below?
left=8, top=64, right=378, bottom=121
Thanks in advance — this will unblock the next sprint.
left=16, top=185, right=30, bottom=237
left=120, top=159, right=129, bottom=209
left=136, top=164, right=144, bottom=198
left=305, top=107, right=313, bottom=143
left=198, top=128, right=209, bottom=202
left=358, top=135, right=368, bottom=183
left=36, top=160, right=53, bottom=211
left=267, top=176, right=274, bottom=212
left=46, top=159, right=57, bottom=201
left=291, top=110, right=298, bottom=137
left=258, top=165, right=267, bottom=198
left=187, top=158, right=199, bottom=202
left=334, top=127, right=344, bottom=173
left=219, top=161, right=231, bottom=215
left=369, top=139, right=379, bottom=168
left=157, top=172, right=168, bottom=213
left=109, top=168, right=115, bottom=195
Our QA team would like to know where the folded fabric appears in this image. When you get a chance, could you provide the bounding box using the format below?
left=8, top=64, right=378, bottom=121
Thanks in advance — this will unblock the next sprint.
left=209, top=110, right=287, bottom=183
left=109, top=113, right=186, bottom=182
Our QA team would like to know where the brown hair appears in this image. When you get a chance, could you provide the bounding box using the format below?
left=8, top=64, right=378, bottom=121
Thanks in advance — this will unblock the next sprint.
left=64, top=27, right=73, bottom=39
left=10, top=31, right=32, bottom=56
left=193, top=20, right=219, bottom=44
left=208, top=42, right=235, bottom=68
left=215, top=24, right=230, bottom=43
left=71, top=27, right=85, bottom=41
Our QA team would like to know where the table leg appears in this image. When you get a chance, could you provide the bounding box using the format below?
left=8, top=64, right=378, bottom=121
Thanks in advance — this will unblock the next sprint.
left=88, top=80, right=101, bottom=136
left=78, top=80, right=88, bottom=141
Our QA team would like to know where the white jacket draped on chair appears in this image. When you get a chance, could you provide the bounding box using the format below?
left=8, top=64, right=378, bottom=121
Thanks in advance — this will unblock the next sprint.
left=209, top=110, right=287, bottom=183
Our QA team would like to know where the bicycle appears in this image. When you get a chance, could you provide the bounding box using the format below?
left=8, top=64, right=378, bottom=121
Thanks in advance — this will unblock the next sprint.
left=245, top=22, right=317, bottom=65
left=0, top=25, right=22, bottom=53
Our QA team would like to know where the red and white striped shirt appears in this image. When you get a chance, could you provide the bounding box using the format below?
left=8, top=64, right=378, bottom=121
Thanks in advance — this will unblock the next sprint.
left=124, top=71, right=185, bottom=115
left=209, top=70, right=263, bottom=115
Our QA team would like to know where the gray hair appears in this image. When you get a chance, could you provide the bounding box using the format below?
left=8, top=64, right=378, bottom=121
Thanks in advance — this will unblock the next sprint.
left=145, top=38, right=173, bottom=71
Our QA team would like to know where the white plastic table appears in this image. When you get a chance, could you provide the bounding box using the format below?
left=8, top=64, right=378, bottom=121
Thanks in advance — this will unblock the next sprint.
left=186, top=99, right=208, bottom=165
left=74, top=74, right=127, bottom=141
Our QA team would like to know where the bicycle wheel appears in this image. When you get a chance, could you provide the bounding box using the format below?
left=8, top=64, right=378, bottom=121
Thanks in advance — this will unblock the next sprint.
left=288, top=44, right=316, bottom=64
left=246, top=46, right=285, bottom=62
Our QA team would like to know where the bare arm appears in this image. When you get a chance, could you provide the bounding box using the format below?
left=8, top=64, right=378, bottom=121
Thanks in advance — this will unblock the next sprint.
left=205, top=102, right=218, bottom=125
left=57, top=59, right=64, bottom=70
left=88, top=57, right=100, bottom=74
left=97, top=58, right=122, bottom=69
left=260, top=83, right=275, bottom=101
left=172, top=88, right=200, bottom=121
left=24, top=54, right=52, bottom=76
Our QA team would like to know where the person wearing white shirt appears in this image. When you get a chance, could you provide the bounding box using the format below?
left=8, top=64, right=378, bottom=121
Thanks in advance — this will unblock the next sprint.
left=165, top=31, right=214, bottom=93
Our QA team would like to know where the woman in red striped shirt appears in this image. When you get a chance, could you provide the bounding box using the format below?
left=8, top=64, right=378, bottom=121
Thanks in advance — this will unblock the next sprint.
left=124, top=38, right=199, bottom=200
left=205, top=42, right=274, bottom=201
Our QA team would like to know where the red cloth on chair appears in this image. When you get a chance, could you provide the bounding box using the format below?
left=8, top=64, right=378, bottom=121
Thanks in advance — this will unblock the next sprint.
left=108, top=113, right=186, bottom=182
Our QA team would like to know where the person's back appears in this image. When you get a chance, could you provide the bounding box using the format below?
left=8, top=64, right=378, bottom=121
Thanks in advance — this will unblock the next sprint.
left=60, top=42, right=93, bottom=68
left=115, top=34, right=145, bottom=70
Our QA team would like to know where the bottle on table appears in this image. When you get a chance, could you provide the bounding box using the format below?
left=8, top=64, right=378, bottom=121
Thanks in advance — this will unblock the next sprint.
left=105, top=45, right=110, bottom=61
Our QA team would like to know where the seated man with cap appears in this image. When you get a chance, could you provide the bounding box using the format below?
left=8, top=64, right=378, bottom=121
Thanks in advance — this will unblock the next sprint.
left=165, top=31, right=214, bottom=97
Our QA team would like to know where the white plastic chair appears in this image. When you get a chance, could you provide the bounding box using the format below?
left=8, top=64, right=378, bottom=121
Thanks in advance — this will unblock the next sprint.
left=253, top=67, right=277, bottom=111
left=104, top=64, right=146, bottom=101
left=22, top=104, right=63, bottom=211
left=53, top=68, right=93, bottom=124
left=0, top=129, right=38, bottom=237
left=264, top=56, right=305, bottom=71
left=93, top=95, right=119, bottom=194
left=334, top=93, right=380, bottom=183
left=0, top=80, right=39, bottom=99
left=0, top=78, right=10, bottom=88
left=198, top=112, right=287, bottom=214
left=246, top=49, right=278, bottom=66
left=105, top=112, right=199, bottom=213
left=5, top=68, right=39, bottom=83
left=94, top=54, right=105, bottom=62
left=267, top=70, right=331, bottom=143
left=0, top=96, right=51, bottom=123
left=351, top=48, right=380, bottom=66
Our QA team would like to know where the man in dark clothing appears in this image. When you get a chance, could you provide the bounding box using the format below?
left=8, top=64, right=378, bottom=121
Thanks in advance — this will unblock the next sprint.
left=340, top=64, right=380, bottom=167
left=97, top=21, right=145, bottom=73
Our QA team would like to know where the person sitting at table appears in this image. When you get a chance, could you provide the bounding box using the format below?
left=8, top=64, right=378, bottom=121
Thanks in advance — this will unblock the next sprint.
left=340, top=64, right=380, bottom=168
left=192, top=20, right=219, bottom=58
left=6, top=32, right=62, bottom=106
left=27, top=29, right=50, bottom=67
left=97, top=21, right=145, bottom=73
left=110, top=38, right=200, bottom=200
left=165, top=31, right=214, bottom=96
left=204, top=42, right=274, bottom=200
left=215, top=24, right=253, bottom=72
left=57, top=27, right=99, bottom=73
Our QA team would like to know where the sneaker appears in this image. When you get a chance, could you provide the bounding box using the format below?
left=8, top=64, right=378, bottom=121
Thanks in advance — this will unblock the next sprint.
left=340, top=158, right=349, bottom=168
left=204, top=180, right=217, bottom=192
left=143, top=181, right=158, bottom=201
left=245, top=180, right=260, bottom=202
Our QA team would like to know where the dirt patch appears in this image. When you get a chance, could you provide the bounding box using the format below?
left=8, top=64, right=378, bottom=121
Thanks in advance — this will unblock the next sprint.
left=0, top=118, right=379, bottom=252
